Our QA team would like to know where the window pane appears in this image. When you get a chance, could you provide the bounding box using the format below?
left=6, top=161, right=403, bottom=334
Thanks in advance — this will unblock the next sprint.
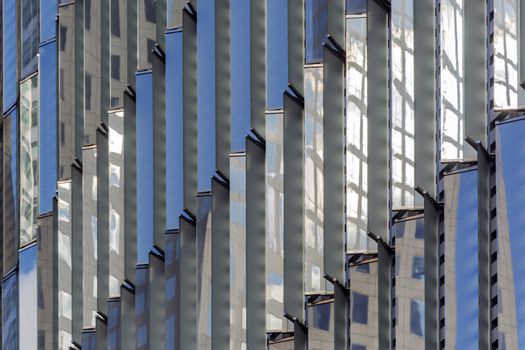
left=349, top=263, right=377, bottom=348
left=3, top=0, right=18, bottom=111
left=305, top=0, right=328, bottom=63
left=2, top=272, right=19, bottom=349
left=40, top=0, right=57, bottom=42
left=410, top=299, right=425, bottom=337
left=266, top=0, right=288, bottom=109
left=19, top=245, right=38, bottom=350
left=21, top=0, right=39, bottom=77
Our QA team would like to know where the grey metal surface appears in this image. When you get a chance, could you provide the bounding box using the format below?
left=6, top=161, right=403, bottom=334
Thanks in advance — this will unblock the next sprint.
left=179, top=216, right=197, bottom=349
left=149, top=252, right=165, bottom=350
left=424, top=194, right=439, bottom=350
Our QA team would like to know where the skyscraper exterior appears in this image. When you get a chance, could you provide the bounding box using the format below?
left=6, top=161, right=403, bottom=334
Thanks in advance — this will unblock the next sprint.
left=0, top=0, right=523, bottom=349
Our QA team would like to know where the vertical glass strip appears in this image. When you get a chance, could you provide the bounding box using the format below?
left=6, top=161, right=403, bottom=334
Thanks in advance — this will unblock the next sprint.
left=496, top=119, right=525, bottom=348
left=230, top=0, right=251, bottom=152
left=197, top=0, right=216, bottom=192
left=136, top=71, right=154, bottom=264
left=349, top=263, right=378, bottom=349
left=393, top=218, right=425, bottom=348
left=81, top=331, right=96, bottom=350
left=108, top=300, right=121, bottom=350
left=196, top=195, right=212, bottom=350
left=21, top=0, right=39, bottom=77
left=305, top=0, right=327, bottom=64
left=265, top=112, right=287, bottom=331
left=3, top=110, right=19, bottom=275
left=2, top=272, right=19, bottom=350
left=110, top=0, right=128, bottom=108
left=135, top=266, right=149, bottom=349
left=3, top=0, right=18, bottom=112
left=345, top=16, right=371, bottom=252
left=391, top=0, right=415, bottom=208
left=20, top=76, right=39, bottom=246
left=165, top=30, right=183, bottom=229
left=167, top=0, right=183, bottom=28
left=165, top=233, right=179, bottom=350
left=493, top=0, right=519, bottom=107
left=39, top=40, right=58, bottom=214
left=138, top=0, right=156, bottom=68
left=82, top=146, right=98, bottom=328
left=304, top=67, right=325, bottom=292
left=266, top=0, right=288, bottom=109
left=57, top=180, right=72, bottom=349
left=40, top=0, right=57, bottom=42
left=307, top=300, right=335, bottom=349
left=108, top=109, right=125, bottom=297
left=18, top=244, right=38, bottom=350
left=440, top=0, right=464, bottom=160
left=444, top=170, right=479, bottom=348
left=230, top=154, right=246, bottom=348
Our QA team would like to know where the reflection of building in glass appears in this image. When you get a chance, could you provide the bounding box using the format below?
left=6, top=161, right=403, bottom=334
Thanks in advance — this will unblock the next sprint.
left=4, top=0, right=525, bottom=349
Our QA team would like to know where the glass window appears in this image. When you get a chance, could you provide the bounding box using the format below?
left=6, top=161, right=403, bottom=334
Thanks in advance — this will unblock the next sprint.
left=350, top=262, right=377, bottom=349
left=308, top=301, right=334, bottom=349
left=40, top=0, right=57, bottom=42
left=4, top=110, right=19, bottom=274
left=82, top=331, right=96, bottom=350
left=305, top=0, right=328, bottom=63
left=266, top=0, right=288, bottom=109
left=351, top=292, right=368, bottom=324
left=3, top=0, right=18, bottom=111
left=19, top=245, right=38, bottom=350
left=136, top=71, right=154, bottom=264
left=136, top=267, right=149, bottom=350
left=165, top=233, right=179, bottom=350
left=138, top=0, right=157, bottom=68
left=167, top=0, right=183, bottom=28
left=57, top=180, right=72, bottom=349
left=411, top=256, right=424, bottom=280
left=410, top=299, right=425, bottom=337
left=346, top=0, right=367, bottom=14
left=110, top=0, right=128, bottom=108
left=2, top=272, right=19, bottom=349
left=21, top=0, right=39, bottom=77
left=108, top=300, right=121, bottom=350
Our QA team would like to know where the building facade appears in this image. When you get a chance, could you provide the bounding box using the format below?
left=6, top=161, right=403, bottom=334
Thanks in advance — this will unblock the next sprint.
left=0, top=0, right=523, bottom=349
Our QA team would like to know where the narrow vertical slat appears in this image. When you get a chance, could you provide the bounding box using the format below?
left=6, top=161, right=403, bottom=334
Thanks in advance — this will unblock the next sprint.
left=249, top=0, right=266, bottom=137
left=179, top=216, right=197, bottom=349
left=97, top=128, right=109, bottom=316
left=149, top=252, right=165, bottom=350
left=120, top=286, right=136, bottom=350
left=378, top=241, right=392, bottom=349
left=288, top=0, right=304, bottom=95
left=71, top=163, right=83, bottom=343
left=424, top=195, right=439, bottom=350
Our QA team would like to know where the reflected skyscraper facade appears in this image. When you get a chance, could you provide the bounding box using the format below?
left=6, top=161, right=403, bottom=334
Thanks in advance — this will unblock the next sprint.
left=0, top=0, right=522, bottom=349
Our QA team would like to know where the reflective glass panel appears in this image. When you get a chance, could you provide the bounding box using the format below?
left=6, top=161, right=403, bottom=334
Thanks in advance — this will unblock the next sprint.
left=266, top=0, right=288, bottom=109
left=4, top=110, right=19, bottom=274
left=82, top=331, right=96, bottom=350
left=167, top=0, right=183, bottom=28
left=110, top=0, right=128, bottom=108
left=40, top=0, right=57, bottom=42
left=136, top=71, right=154, bottom=264
left=349, top=262, right=378, bottom=349
left=393, top=218, right=425, bottom=348
left=496, top=119, right=525, bottom=348
left=440, top=0, right=464, bottom=160
left=57, top=180, right=72, bottom=350
left=20, top=75, right=39, bottom=246
left=165, top=30, right=184, bottom=229
left=108, top=109, right=125, bottom=297
left=391, top=0, right=415, bottom=208
left=2, top=272, right=19, bottom=350
left=307, top=301, right=334, bottom=349
left=266, top=113, right=288, bottom=331
left=305, top=0, right=327, bottom=63
left=82, top=146, right=98, bottom=327
left=444, top=170, right=479, bottom=348
left=165, top=233, right=179, bottom=350
left=231, top=0, right=251, bottom=152
left=196, top=195, right=212, bottom=349
left=21, top=0, right=39, bottom=77
left=39, top=40, right=58, bottom=214
left=19, top=244, right=38, bottom=350
left=493, top=0, right=519, bottom=107
left=138, top=0, right=157, bottom=68
left=197, top=0, right=216, bottom=192
left=346, top=0, right=366, bottom=14
left=345, top=16, right=372, bottom=252
left=108, top=300, right=121, bottom=350
left=136, top=267, right=149, bottom=349
left=304, top=67, right=325, bottom=292
left=3, top=0, right=18, bottom=111
left=230, top=155, right=247, bottom=348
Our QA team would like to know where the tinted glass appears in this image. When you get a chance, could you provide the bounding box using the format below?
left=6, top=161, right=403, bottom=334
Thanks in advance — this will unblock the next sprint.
left=4, top=111, right=19, bottom=274
left=138, top=0, right=156, bottom=68
left=82, top=332, right=96, bottom=350
left=266, top=0, right=288, bottom=108
left=40, top=0, right=57, bottom=42
left=230, top=155, right=247, bottom=348
left=346, top=0, right=367, bottom=14
left=165, top=31, right=184, bottom=229
left=444, top=170, right=479, bottom=348
left=20, top=76, right=39, bottom=246
left=496, top=119, right=525, bottom=348
left=167, top=0, right=183, bottom=28
left=230, top=0, right=251, bottom=152
left=21, top=0, right=40, bottom=77
left=39, top=40, right=58, bottom=214
left=110, top=0, right=127, bottom=108
left=19, top=245, right=38, bottom=350
left=308, top=301, right=334, bottom=349
left=136, top=71, right=154, bottom=264
left=197, top=0, right=216, bottom=192
left=3, top=0, right=18, bottom=111
left=349, top=263, right=378, bottom=349
left=411, top=256, right=424, bottom=280
left=2, top=272, right=19, bottom=350
left=305, top=0, right=328, bottom=63
left=410, top=299, right=425, bottom=337
left=165, top=233, right=179, bottom=350
left=136, top=267, right=149, bottom=349
left=108, top=300, right=121, bottom=349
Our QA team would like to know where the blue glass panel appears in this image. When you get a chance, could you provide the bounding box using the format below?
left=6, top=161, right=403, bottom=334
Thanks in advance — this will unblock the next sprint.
left=2, top=272, right=19, bottom=350
left=444, top=170, right=478, bottom=348
left=230, top=0, right=251, bottom=151
left=305, top=0, right=328, bottom=63
left=165, top=233, right=179, bottom=350
left=346, top=0, right=367, bottom=14
left=19, top=245, right=38, bottom=350
left=4, top=110, right=19, bottom=273
left=197, top=0, right=216, bottom=191
left=136, top=71, right=154, bottom=264
left=351, top=292, right=368, bottom=324
left=39, top=40, right=58, bottom=214
left=266, top=0, right=288, bottom=109
left=410, top=299, right=425, bottom=337
left=165, top=31, right=184, bottom=230
left=82, top=332, right=96, bottom=350
left=108, top=300, right=121, bottom=350
left=497, top=119, right=525, bottom=348
left=21, top=0, right=39, bottom=77
left=40, top=0, right=57, bottom=42
left=3, top=0, right=18, bottom=111
left=136, top=267, right=149, bottom=349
